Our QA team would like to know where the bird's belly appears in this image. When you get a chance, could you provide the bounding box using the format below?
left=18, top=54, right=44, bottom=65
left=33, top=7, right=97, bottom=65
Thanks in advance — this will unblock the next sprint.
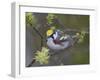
left=47, top=40, right=70, bottom=50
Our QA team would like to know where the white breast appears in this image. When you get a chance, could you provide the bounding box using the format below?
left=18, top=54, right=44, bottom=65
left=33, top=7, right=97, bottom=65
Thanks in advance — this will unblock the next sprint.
left=47, top=38, right=70, bottom=50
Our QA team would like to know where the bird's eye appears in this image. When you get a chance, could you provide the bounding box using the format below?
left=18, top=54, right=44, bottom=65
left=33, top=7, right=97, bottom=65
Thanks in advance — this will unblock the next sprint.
left=46, top=39, right=47, bottom=42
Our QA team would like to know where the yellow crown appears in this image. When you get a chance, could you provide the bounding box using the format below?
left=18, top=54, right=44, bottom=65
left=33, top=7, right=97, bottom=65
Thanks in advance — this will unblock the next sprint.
left=46, top=29, right=53, bottom=37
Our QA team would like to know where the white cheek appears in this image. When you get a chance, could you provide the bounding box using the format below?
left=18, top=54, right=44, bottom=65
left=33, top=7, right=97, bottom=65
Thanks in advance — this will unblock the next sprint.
left=53, top=32, right=58, bottom=39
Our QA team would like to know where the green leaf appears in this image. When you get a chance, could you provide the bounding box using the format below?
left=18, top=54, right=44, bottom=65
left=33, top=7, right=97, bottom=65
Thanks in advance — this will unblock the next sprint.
left=46, top=13, right=56, bottom=24
left=26, top=12, right=37, bottom=27
left=34, top=47, right=50, bottom=64
left=77, top=31, right=86, bottom=43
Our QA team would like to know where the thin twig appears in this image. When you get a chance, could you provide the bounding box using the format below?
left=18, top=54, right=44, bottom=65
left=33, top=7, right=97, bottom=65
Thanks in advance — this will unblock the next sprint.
left=27, top=59, right=36, bottom=67
left=33, top=27, right=44, bottom=47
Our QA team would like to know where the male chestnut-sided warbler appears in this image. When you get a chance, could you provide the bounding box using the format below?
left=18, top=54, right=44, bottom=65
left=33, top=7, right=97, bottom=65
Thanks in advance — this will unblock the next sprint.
left=46, top=29, right=74, bottom=51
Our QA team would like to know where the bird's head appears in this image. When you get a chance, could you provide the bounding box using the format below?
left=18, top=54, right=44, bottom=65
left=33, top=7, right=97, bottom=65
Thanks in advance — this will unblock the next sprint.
left=46, top=29, right=54, bottom=37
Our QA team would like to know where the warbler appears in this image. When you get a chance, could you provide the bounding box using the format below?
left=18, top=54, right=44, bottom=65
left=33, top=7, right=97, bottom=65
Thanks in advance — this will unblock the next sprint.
left=46, top=29, right=74, bottom=50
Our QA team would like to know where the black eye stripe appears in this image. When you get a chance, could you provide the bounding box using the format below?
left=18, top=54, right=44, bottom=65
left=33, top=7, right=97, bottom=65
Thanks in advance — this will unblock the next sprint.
left=48, top=32, right=54, bottom=39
